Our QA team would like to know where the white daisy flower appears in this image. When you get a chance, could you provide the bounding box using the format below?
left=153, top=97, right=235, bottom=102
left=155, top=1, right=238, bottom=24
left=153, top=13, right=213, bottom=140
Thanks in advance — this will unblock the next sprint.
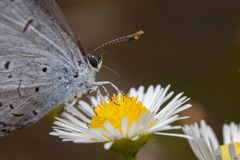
left=50, top=85, right=192, bottom=159
left=183, top=120, right=240, bottom=160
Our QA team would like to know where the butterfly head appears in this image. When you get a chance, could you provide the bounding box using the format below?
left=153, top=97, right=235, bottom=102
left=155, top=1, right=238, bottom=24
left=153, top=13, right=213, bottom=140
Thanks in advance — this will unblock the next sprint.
left=86, top=53, right=106, bottom=71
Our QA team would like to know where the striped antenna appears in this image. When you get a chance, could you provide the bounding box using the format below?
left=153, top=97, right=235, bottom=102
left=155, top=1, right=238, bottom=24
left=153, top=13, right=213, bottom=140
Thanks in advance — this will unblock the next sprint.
left=90, top=30, right=144, bottom=55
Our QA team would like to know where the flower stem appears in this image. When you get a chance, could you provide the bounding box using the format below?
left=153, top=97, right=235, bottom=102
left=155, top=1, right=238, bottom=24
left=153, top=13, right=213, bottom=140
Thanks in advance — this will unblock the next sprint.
left=123, top=155, right=136, bottom=160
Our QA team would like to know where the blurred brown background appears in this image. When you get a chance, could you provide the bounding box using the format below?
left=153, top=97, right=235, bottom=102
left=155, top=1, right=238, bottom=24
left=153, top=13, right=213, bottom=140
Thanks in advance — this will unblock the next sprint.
left=1, top=0, right=240, bottom=159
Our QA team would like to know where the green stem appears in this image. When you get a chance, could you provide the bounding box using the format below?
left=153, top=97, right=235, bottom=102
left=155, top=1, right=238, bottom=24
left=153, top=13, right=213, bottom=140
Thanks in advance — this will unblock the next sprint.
left=123, top=155, right=136, bottom=160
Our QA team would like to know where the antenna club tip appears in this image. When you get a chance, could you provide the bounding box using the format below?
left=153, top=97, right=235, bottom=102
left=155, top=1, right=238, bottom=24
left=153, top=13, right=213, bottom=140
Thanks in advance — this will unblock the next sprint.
left=134, top=30, right=144, bottom=40
left=131, top=30, right=144, bottom=40
left=134, top=36, right=140, bottom=40
left=135, top=30, right=144, bottom=36
left=139, top=30, right=144, bottom=34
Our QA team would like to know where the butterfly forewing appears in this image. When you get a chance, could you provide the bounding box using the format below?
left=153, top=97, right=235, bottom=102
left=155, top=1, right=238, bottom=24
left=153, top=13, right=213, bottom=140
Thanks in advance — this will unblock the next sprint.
left=0, top=0, right=87, bottom=136
left=38, top=0, right=85, bottom=55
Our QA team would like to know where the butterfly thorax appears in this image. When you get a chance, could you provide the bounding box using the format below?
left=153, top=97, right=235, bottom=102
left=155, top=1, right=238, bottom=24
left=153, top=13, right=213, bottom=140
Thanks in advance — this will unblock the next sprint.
left=64, top=54, right=102, bottom=102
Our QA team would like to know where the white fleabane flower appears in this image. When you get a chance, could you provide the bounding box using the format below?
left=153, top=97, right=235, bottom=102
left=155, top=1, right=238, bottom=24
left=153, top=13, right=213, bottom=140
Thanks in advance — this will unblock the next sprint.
left=50, top=85, right=192, bottom=159
left=183, top=120, right=240, bottom=160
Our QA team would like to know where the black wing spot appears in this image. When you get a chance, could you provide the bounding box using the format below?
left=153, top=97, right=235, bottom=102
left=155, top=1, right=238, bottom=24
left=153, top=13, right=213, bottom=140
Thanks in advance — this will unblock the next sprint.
left=32, top=110, right=38, bottom=116
left=8, top=74, right=12, bottom=78
left=1, top=129, right=8, bottom=133
left=74, top=72, right=78, bottom=78
left=62, top=68, right=67, bottom=73
left=0, top=102, right=2, bottom=107
left=23, top=19, right=34, bottom=32
left=9, top=104, right=14, bottom=109
left=12, top=113, right=24, bottom=117
left=0, top=122, right=6, bottom=127
left=35, top=87, right=39, bottom=92
left=42, top=67, right=47, bottom=72
left=4, top=61, right=10, bottom=69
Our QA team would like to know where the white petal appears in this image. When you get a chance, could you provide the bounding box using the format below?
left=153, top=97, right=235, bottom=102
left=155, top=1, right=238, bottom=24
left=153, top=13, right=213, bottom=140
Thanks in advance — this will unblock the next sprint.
left=97, top=128, right=114, bottom=139
left=128, top=121, right=136, bottom=138
left=152, top=115, right=180, bottom=131
left=208, top=137, right=215, bottom=154
left=230, top=122, right=239, bottom=142
left=182, top=124, right=217, bottom=160
left=215, top=146, right=223, bottom=158
left=68, top=107, right=91, bottom=124
left=200, top=120, right=219, bottom=149
left=142, top=85, right=154, bottom=106
left=229, top=143, right=237, bottom=160
left=148, top=87, right=164, bottom=113
left=113, top=128, right=124, bottom=138
left=173, top=104, right=192, bottom=115
left=122, top=117, right=128, bottom=136
left=129, top=88, right=137, bottom=97
left=148, top=125, right=182, bottom=133
left=131, top=135, right=139, bottom=141
left=215, top=155, right=222, bottom=160
left=78, top=100, right=95, bottom=118
left=135, top=113, right=145, bottom=134
left=104, top=121, right=114, bottom=132
left=90, top=97, right=100, bottom=106
left=73, top=139, right=99, bottom=143
left=56, top=115, right=88, bottom=131
left=104, top=121, right=121, bottom=139
left=62, top=112, right=90, bottom=127
left=89, top=129, right=108, bottom=140
left=104, top=141, right=114, bottom=150
left=136, top=86, right=145, bottom=101
left=140, top=111, right=154, bottom=133
left=154, top=132, right=193, bottom=139
left=154, top=92, right=187, bottom=122
left=161, top=85, right=174, bottom=104
left=149, top=85, right=171, bottom=113
left=223, top=124, right=231, bottom=144
left=145, top=85, right=161, bottom=109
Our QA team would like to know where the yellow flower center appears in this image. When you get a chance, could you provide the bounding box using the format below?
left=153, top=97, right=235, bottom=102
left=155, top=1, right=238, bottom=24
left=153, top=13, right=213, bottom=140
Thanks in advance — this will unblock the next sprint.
left=221, top=142, right=240, bottom=160
left=90, top=94, right=154, bottom=137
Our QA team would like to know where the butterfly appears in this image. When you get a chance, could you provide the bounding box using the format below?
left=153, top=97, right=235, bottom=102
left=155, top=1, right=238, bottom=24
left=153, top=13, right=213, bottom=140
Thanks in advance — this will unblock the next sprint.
left=0, top=0, right=143, bottom=136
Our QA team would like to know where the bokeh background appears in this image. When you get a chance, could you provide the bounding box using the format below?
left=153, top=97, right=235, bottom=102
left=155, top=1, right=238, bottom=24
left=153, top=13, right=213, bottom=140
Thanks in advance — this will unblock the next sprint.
left=1, top=0, right=240, bottom=159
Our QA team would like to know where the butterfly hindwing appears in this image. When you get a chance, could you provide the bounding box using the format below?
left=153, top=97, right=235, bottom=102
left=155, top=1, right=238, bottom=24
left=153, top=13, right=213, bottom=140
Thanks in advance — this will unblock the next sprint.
left=0, top=84, right=68, bottom=135
left=0, top=54, right=74, bottom=135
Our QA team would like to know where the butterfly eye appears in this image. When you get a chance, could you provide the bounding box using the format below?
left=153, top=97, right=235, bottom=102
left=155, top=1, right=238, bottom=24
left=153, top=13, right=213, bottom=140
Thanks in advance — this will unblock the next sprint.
left=87, top=55, right=98, bottom=68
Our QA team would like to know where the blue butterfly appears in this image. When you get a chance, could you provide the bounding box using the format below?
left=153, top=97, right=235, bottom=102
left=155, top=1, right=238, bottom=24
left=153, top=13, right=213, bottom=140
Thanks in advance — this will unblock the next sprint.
left=0, top=0, right=143, bottom=136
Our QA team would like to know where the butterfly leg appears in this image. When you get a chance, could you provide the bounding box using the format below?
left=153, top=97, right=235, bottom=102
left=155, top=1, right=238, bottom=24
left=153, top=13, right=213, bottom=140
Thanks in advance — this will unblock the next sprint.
left=57, top=106, right=64, bottom=114
left=64, top=98, right=77, bottom=113
left=89, top=81, right=124, bottom=105
left=85, top=88, right=105, bottom=116
left=86, top=83, right=98, bottom=111
left=98, top=85, right=120, bottom=106
left=90, top=81, right=124, bottom=94
left=96, top=88, right=104, bottom=102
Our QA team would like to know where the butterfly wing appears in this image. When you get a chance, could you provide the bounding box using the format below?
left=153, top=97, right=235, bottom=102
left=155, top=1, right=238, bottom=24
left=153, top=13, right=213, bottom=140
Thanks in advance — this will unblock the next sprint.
left=0, top=56, right=70, bottom=134
left=0, top=0, right=85, bottom=136
left=0, top=0, right=85, bottom=66
left=38, top=0, right=85, bottom=55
